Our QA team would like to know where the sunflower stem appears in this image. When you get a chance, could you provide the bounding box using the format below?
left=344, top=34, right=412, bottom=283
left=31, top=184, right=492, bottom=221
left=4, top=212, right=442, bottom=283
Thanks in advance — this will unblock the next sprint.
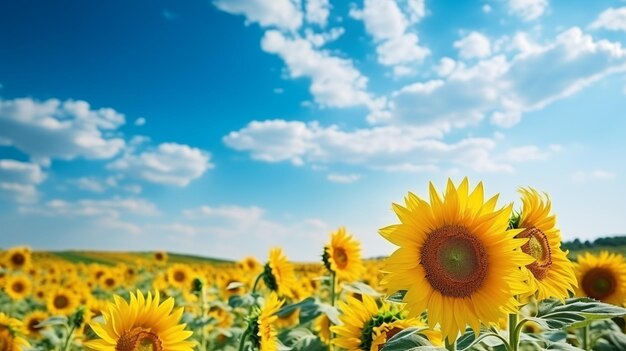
left=238, top=327, right=251, bottom=351
left=251, top=273, right=263, bottom=294
left=330, top=270, right=337, bottom=351
left=581, top=323, right=590, bottom=350
left=60, top=324, right=76, bottom=351
left=508, top=313, right=519, bottom=351
left=444, top=337, right=457, bottom=351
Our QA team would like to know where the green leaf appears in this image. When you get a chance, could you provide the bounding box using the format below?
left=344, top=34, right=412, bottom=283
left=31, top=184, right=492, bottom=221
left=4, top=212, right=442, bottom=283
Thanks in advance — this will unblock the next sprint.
left=386, top=290, right=407, bottom=303
left=381, top=327, right=442, bottom=351
left=529, top=298, right=626, bottom=330
left=341, top=282, right=382, bottom=297
left=277, top=297, right=316, bottom=318
left=36, top=316, right=68, bottom=327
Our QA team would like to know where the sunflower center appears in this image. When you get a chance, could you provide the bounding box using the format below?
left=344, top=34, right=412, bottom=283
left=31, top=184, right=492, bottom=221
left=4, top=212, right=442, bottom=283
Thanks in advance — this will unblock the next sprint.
left=12, top=281, right=25, bottom=293
left=581, top=267, right=616, bottom=300
left=116, top=327, right=163, bottom=351
left=334, top=248, right=349, bottom=269
left=155, top=253, right=164, bottom=261
left=516, top=227, right=552, bottom=280
left=105, top=278, right=115, bottom=287
left=420, top=225, right=488, bottom=297
left=11, top=253, right=26, bottom=266
left=173, top=271, right=186, bottom=282
left=54, top=295, right=69, bottom=309
left=28, top=318, right=44, bottom=333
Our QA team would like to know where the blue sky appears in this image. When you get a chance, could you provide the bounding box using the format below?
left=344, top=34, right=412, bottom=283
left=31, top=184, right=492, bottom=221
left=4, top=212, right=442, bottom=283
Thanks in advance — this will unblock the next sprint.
left=1, top=0, right=625, bottom=260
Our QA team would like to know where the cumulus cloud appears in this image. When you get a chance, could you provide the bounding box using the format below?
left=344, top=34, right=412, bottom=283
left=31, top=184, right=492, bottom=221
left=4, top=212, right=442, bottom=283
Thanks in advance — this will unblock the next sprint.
left=590, top=7, right=626, bottom=32
left=213, top=0, right=302, bottom=31
left=454, top=31, right=492, bottom=59
left=0, top=159, right=46, bottom=203
left=0, top=98, right=126, bottom=165
left=508, top=0, right=548, bottom=21
left=108, top=142, right=214, bottom=187
left=327, top=173, right=360, bottom=183
left=305, top=0, right=330, bottom=27
left=21, top=197, right=158, bottom=218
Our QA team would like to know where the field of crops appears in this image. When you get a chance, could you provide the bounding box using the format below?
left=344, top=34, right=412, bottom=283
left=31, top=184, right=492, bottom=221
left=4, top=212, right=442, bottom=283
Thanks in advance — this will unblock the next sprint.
left=2, top=180, right=626, bottom=351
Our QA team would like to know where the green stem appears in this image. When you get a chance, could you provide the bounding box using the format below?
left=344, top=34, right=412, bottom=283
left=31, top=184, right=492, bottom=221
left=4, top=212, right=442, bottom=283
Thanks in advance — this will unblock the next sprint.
left=60, top=325, right=76, bottom=351
left=238, top=328, right=251, bottom=351
left=445, top=337, right=457, bottom=351
left=330, top=271, right=337, bottom=351
left=199, top=286, right=207, bottom=351
left=581, top=324, right=590, bottom=351
left=508, top=313, right=519, bottom=351
left=252, top=273, right=263, bottom=294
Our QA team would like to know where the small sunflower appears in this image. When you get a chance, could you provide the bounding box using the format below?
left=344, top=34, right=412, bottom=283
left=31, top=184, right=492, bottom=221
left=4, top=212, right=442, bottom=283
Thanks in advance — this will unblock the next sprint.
left=85, top=290, right=194, bottom=351
left=332, top=294, right=437, bottom=351
left=511, top=188, right=578, bottom=300
left=322, top=227, right=365, bottom=282
left=251, top=292, right=285, bottom=351
left=47, top=289, right=80, bottom=316
left=574, top=251, right=626, bottom=306
left=4, top=274, right=32, bottom=301
left=379, top=178, right=534, bottom=342
left=0, top=312, right=30, bottom=351
left=23, top=310, right=49, bottom=339
left=263, top=248, right=297, bottom=298
left=154, top=251, right=168, bottom=264
left=3, top=246, right=31, bottom=271
left=314, top=314, right=331, bottom=344
left=167, top=263, right=194, bottom=291
left=98, top=273, right=119, bottom=291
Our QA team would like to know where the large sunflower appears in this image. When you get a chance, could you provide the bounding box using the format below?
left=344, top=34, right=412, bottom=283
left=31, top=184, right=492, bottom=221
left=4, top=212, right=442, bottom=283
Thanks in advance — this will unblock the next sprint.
left=574, top=251, right=626, bottom=306
left=263, top=248, right=297, bottom=298
left=380, top=178, right=534, bottom=342
left=0, top=312, right=30, bottom=351
left=323, top=227, right=365, bottom=282
left=85, top=290, right=194, bottom=351
left=511, top=188, right=577, bottom=301
left=332, top=294, right=438, bottom=351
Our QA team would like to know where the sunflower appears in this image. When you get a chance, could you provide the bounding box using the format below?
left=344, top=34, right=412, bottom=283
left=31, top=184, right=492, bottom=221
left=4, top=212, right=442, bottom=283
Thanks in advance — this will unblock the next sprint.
left=85, top=290, right=194, bottom=351
left=379, top=178, right=534, bottom=342
left=167, top=263, right=195, bottom=291
left=314, top=314, right=331, bottom=344
left=510, top=188, right=578, bottom=301
left=23, top=310, right=49, bottom=339
left=47, top=289, right=80, bottom=316
left=249, top=292, right=285, bottom=351
left=0, top=312, right=30, bottom=351
left=323, top=227, right=365, bottom=282
left=574, top=251, right=626, bottom=306
left=3, top=274, right=32, bottom=300
left=263, top=248, right=297, bottom=298
left=98, top=273, right=120, bottom=291
left=3, top=246, right=31, bottom=271
left=154, top=251, right=168, bottom=264
left=332, top=294, right=437, bottom=350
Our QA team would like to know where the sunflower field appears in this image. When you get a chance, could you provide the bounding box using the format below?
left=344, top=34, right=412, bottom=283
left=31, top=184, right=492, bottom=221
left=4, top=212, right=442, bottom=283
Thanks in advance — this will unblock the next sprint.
left=2, top=179, right=626, bottom=351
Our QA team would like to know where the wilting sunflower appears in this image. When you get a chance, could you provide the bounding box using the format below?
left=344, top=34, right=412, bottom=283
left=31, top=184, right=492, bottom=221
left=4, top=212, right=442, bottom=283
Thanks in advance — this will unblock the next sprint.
left=263, top=248, right=297, bottom=297
left=47, top=289, right=80, bottom=316
left=322, top=227, right=365, bottom=282
left=167, top=263, right=194, bottom=291
left=0, top=312, right=30, bottom=351
left=85, top=290, right=194, bottom=351
left=379, top=178, right=534, bottom=342
left=250, top=292, right=285, bottom=351
left=332, top=294, right=438, bottom=351
left=510, top=188, right=578, bottom=301
left=574, top=251, right=626, bottom=306
left=4, top=274, right=32, bottom=301
left=23, top=310, right=49, bottom=339
left=3, top=246, right=31, bottom=271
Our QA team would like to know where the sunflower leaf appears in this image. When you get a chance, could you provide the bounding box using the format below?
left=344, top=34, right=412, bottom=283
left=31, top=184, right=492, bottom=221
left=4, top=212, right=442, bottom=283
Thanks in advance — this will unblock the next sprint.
left=341, top=282, right=382, bottom=297
left=36, top=315, right=69, bottom=327
left=386, top=290, right=407, bottom=303
left=529, top=298, right=626, bottom=330
left=381, top=327, right=443, bottom=351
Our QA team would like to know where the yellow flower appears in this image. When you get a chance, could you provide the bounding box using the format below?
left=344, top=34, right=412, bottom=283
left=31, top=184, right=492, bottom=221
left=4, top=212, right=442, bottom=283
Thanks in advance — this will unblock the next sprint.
left=575, top=251, right=626, bottom=306
left=47, top=289, right=80, bottom=316
left=314, top=314, right=331, bottom=344
left=263, top=248, right=297, bottom=297
left=154, top=251, right=168, bottom=264
left=512, top=188, right=578, bottom=301
left=379, top=178, right=534, bottom=342
left=3, top=274, right=32, bottom=301
left=2, top=246, right=31, bottom=271
left=167, top=263, right=195, bottom=291
left=23, top=310, right=49, bottom=339
left=323, top=227, right=365, bottom=282
left=85, top=290, right=194, bottom=351
left=257, top=292, right=285, bottom=351
left=331, top=294, right=435, bottom=351
left=0, top=312, right=30, bottom=351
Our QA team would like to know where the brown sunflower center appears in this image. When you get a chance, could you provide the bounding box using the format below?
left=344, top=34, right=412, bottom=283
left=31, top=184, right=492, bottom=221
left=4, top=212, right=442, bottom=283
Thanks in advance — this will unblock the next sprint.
left=116, top=327, right=163, bottom=351
left=12, top=281, right=25, bottom=293
left=173, top=271, right=186, bottom=282
left=517, top=227, right=552, bottom=280
left=28, top=318, right=44, bottom=333
left=334, top=248, right=349, bottom=269
left=105, top=278, right=116, bottom=287
left=420, top=225, right=488, bottom=297
left=581, top=267, right=616, bottom=300
left=11, top=253, right=25, bottom=266
left=155, top=253, right=164, bottom=261
left=54, top=295, right=69, bottom=309
left=379, top=326, right=403, bottom=350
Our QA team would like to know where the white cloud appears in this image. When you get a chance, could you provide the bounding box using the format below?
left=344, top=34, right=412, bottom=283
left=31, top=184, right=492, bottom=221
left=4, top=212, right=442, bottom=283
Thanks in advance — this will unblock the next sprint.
left=350, top=0, right=429, bottom=71
left=375, top=163, right=439, bottom=173
left=572, top=170, right=616, bottom=183
left=0, top=98, right=126, bottom=165
left=590, top=7, right=626, bottom=31
left=73, top=177, right=107, bottom=193
left=134, top=117, right=146, bottom=126
left=508, top=0, right=548, bottom=21
left=305, top=0, right=330, bottom=27
left=327, top=173, right=360, bottom=183
left=183, top=204, right=265, bottom=223
left=435, top=57, right=457, bottom=76
left=454, top=31, right=492, bottom=59
left=213, top=0, right=302, bottom=31
left=0, top=159, right=46, bottom=203
left=504, top=144, right=560, bottom=163
left=261, top=30, right=378, bottom=109
left=21, top=197, right=158, bottom=218
left=483, top=4, right=492, bottom=13
left=108, top=142, right=214, bottom=187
